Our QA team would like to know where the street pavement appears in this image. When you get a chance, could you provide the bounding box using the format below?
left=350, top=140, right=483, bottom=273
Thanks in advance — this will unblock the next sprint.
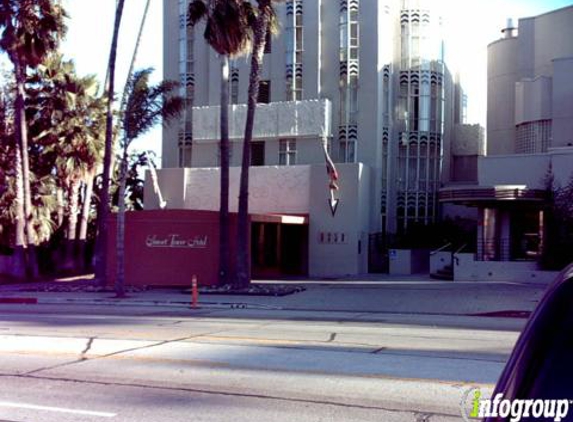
left=0, top=277, right=548, bottom=421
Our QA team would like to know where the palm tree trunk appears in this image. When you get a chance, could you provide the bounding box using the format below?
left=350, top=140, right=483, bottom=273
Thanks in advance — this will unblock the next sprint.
left=14, top=62, right=38, bottom=280
left=63, top=179, right=80, bottom=272
left=235, top=6, right=272, bottom=288
left=120, top=0, right=151, bottom=113
left=94, top=0, right=126, bottom=285
left=12, top=145, right=27, bottom=279
left=78, top=172, right=94, bottom=271
left=115, top=147, right=129, bottom=298
left=56, top=187, right=64, bottom=228
left=219, top=55, right=230, bottom=285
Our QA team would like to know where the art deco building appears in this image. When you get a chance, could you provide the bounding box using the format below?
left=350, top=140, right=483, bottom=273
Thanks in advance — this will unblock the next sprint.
left=163, top=0, right=465, bottom=232
left=439, top=5, right=573, bottom=282
left=156, top=0, right=476, bottom=276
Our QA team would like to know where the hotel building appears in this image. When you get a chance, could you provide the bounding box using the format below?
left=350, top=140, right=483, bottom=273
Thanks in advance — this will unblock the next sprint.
left=150, top=0, right=479, bottom=277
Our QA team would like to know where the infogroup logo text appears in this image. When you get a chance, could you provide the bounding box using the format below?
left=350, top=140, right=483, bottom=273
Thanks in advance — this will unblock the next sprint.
left=461, top=388, right=571, bottom=422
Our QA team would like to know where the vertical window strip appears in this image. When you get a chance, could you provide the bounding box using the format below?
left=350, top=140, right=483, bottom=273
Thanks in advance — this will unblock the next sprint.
left=178, top=0, right=194, bottom=167
left=286, top=0, right=303, bottom=100
left=339, top=0, right=359, bottom=163
left=279, top=139, right=297, bottom=165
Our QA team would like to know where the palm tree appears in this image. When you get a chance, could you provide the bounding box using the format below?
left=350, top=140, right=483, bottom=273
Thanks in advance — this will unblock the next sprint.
left=188, top=0, right=253, bottom=285
left=0, top=0, right=67, bottom=278
left=77, top=110, right=105, bottom=271
left=235, top=0, right=280, bottom=288
left=94, top=0, right=126, bottom=284
left=28, top=54, right=105, bottom=273
left=115, top=68, right=183, bottom=297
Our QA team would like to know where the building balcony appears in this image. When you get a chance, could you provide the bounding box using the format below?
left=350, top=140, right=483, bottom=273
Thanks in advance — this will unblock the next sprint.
left=190, top=99, right=332, bottom=142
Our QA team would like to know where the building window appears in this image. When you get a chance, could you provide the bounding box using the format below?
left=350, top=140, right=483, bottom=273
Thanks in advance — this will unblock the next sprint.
left=339, top=139, right=356, bottom=163
left=179, top=144, right=192, bottom=167
left=264, top=28, right=272, bottom=54
left=287, top=73, right=303, bottom=101
left=279, top=139, right=297, bottom=165
left=257, top=80, right=271, bottom=103
left=286, top=0, right=303, bottom=101
left=295, top=10, right=303, bottom=62
left=230, top=67, right=239, bottom=104
left=516, top=120, right=552, bottom=154
left=251, top=141, right=265, bottom=166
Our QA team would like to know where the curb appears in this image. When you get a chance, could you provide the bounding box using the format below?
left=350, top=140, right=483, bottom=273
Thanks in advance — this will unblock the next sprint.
left=29, top=297, right=283, bottom=311
left=0, top=297, right=38, bottom=304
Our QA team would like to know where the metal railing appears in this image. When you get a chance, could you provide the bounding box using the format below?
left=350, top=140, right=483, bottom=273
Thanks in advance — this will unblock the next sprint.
left=430, top=242, right=452, bottom=256
left=476, top=239, right=511, bottom=261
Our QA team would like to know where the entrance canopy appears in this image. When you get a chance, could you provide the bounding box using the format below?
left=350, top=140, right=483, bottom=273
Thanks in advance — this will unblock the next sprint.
left=439, top=184, right=547, bottom=207
left=251, top=214, right=308, bottom=225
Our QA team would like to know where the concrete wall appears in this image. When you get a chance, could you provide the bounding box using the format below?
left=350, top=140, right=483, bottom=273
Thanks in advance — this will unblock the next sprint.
left=389, top=249, right=430, bottom=275
left=430, top=251, right=452, bottom=275
left=190, top=100, right=332, bottom=142
left=308, top=164, right=371, bottom=276
left=552, top=57, right=573, bottom=148
left=454, top=253, right=558, bottom=284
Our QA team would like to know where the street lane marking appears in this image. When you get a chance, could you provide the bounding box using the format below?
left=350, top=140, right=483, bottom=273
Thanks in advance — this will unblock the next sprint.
left=0, top=401, right=116, bottom=418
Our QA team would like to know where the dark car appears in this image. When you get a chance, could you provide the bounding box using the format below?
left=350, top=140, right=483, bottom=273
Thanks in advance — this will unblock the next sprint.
left=483, top=264, right=573, bottom=422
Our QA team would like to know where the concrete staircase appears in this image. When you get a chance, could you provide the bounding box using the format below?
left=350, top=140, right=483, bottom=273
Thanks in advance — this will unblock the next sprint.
left=430, top=264, right=454, bottom=281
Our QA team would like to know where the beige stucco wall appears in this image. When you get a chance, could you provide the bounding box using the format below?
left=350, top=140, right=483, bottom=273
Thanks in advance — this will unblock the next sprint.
left=145, top=163, right=372, bottom=276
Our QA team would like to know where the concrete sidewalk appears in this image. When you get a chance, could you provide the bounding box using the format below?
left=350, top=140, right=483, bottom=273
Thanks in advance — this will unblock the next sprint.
left=0, top=277, right=548, bottom=317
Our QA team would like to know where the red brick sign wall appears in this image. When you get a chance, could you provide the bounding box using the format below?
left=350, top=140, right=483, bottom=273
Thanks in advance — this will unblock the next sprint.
left=106, top=210, right=241, bottom=287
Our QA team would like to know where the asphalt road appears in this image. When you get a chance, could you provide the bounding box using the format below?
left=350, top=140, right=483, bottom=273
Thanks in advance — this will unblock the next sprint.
left=0, top=304, right=524, bottom=421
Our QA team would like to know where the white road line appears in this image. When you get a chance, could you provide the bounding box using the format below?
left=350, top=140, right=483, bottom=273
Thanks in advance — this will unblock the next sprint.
left=0, top=401, right=116, bottom=418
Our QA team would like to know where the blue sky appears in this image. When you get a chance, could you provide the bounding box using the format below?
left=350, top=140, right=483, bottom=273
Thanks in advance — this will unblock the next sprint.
left=9, top=0, right=573, bottom=162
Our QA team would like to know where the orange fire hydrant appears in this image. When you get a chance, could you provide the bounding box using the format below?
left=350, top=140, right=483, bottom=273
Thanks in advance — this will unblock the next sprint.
left=191, top=275, right=199, bottom=309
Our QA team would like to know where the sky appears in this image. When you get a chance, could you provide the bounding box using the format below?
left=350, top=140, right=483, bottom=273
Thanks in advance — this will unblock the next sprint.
left=60, top=0, right=164, bottom=156
left=10, top=0, right=573, bottom=162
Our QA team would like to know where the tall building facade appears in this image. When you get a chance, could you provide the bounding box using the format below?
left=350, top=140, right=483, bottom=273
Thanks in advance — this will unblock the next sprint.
left=487, top=6, right=573, bottom=155
left=163, top=0, right=460, bottom=237
left=439, top=5, right=573, bottom=281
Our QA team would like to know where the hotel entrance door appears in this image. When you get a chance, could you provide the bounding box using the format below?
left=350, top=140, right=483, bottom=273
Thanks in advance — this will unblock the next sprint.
left=251, top=221, right=308, bottom=278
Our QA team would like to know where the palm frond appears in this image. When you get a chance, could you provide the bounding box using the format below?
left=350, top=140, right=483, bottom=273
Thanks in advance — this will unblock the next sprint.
left=188, top=0, right=208, bottom=27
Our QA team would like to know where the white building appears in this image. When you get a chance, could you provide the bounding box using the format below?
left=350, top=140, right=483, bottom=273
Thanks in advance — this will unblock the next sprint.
left=154, top=0, right=477, bottom=277
left=440, top=5, right=573, bottom=282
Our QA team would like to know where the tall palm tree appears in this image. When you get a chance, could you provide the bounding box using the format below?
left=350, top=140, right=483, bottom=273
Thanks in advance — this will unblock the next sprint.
left=115, top=68, right=183, bottom=297
left=235, top=0, right=280, bottom=288
left=188, top=0, right=253, bottom=285
left=95, top=0, right=126, bottom=284
left=0, top=0, right=67, bottom=278
left=120, top=0, right=151, bottom=114
left=77, top=109, right=105, bottom=271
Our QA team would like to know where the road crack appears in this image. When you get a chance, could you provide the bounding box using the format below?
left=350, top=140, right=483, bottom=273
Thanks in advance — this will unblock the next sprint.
left=23, top=330, right=229, bottom=376
left=80, top=337, right=95, bottom=357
